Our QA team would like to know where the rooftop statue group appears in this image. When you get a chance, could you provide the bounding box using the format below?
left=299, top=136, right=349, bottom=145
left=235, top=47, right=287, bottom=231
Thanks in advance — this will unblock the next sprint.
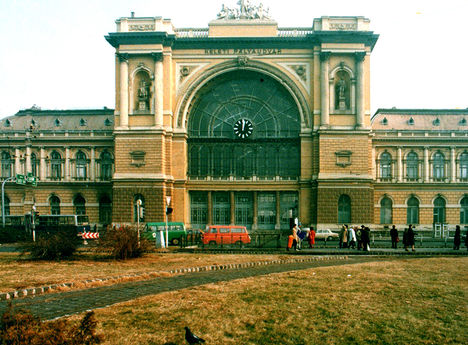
left=217, top=0, right=271, bottom=20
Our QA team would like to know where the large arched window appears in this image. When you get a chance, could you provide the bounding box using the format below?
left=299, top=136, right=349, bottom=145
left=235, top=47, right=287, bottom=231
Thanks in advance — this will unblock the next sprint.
left=407, top=196, right=419, bottom=224
left=433, top=196, right=446, bottom=224
left=338, top=194, right=351, bottom=224
left=133, top=194, right=145, bottom=222
left=73, top=194, right=86, bottom=215
left=379, top=152, right=392, bottom=180
left=1, top=151, right=12, bottom=178
left=50, top=195, right=61, bottom=215
left=380, top=197, right=393, bottom=224
left=432, top=152, right=445, bottom=181
left=50, top=151, right=62, bottom=180
left=460, top=196, right=468, bottom=224
left=187, top=70, right=301, bottom=180
left=99, top=194, right=112, bottom=224
left=459, top=152, right=468, bottom=181
left=406, top=152, right=419, bottom=180
left=2, top=195, right=10, bottom=216
left=100, top=151, right=113, bottom=181
left=75, top=151, right=87, bottom=180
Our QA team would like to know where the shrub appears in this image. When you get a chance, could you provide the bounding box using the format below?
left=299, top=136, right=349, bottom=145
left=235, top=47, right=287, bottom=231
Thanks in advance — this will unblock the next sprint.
left=20, top=230, right=80, bottom=260
left=98, top=225, right=151, bottom=260
left=0, top=303, right=102, bottom=345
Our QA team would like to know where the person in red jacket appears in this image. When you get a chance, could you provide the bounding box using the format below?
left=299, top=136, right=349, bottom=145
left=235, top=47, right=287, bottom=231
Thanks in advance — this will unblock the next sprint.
left=308, top=226, right=316, bottom=248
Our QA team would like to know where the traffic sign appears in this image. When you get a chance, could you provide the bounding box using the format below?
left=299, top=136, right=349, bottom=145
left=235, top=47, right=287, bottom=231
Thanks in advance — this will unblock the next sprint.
left=16, top=174, right=26, bottom=185
left=26, top=173, right=37, bottom=186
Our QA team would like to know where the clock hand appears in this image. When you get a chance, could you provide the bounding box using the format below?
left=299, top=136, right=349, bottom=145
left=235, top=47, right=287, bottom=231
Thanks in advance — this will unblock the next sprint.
left=242, top=119, right=245, bottom=131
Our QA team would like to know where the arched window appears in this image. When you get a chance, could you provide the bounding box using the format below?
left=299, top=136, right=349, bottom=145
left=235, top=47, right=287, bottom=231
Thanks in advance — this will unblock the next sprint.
left=406, top=152, right=419, bottom=180
left=459, top=152, right=468, bottom=181
left=460, top=196, right=468, bottom=224
left=2, top=195, right=10, bottom=216
left=73, top=194, right=86, bottom=215
left=432, top=152, right=445, bottom=181
left=380, top=197, right=393, bottom=224
left=133, top=194, right=145, bottom=222
left=433, top=196, right=446, bottom=224
left=1, top=152, right=12, bottom=178
left=379, top=152, right=392, bottom=180
left=50, top=195, right=61, bottom=215
left=75, top=151, right=87, bottom=180
left=407, top=197, right=419, bottom=224
left=338, top=194, right=351, bottom=224
left=50, top=151, right=62, bottom=180
left=100, top=151, right=113, bottom=181
left=30, top=153, right=38, bottom=177
left=99, top=194, right=112, bottom=224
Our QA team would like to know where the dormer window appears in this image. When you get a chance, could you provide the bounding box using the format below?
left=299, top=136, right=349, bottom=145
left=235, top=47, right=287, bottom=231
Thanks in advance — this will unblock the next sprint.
left=432, top=118, right=440, bottom=126
left=4, top=119, right=10, bottom=127
left=54, top=119, right=62, bottom=127
left=381, top=117, right=388, bottom=125
left=80, top=118, right=87, bottom=126
left=104, top=118, right=112, bottom=126
left=407, top=117, right=414, bottom=126
left=459, top=118, right=467, bottom=126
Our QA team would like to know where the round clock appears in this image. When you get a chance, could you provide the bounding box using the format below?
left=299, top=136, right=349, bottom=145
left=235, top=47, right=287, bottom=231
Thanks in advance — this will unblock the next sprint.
left=233, top=119, right=253, bottom=138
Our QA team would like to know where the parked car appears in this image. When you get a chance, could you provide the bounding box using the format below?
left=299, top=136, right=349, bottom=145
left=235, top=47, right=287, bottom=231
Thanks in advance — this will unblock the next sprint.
left=315, top=229, right=339, bottom=241
left=202, top=225, right=251, bottom=245
left=142, top=222, right=187, bottom=246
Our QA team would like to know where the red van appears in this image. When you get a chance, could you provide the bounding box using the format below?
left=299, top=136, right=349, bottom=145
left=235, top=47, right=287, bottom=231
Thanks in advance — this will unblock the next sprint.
left=202, top=225, right=251, bottom=245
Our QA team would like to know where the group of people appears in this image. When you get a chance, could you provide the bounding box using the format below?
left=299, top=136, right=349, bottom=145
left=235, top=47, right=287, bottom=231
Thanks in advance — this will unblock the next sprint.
left=339, top=224, right=371, bottom=251
left=390, top=224, right=416, bottom=251
left=287, top=224, right=316, bottom=251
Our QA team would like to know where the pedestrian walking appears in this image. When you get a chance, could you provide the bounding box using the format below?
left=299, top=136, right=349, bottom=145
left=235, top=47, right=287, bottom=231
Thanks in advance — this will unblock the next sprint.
left=453, top=225, right=461, bottom=250
left=308, top=226, right=316, bottom=248
left=403, top=224, right=415, bottom=252
left=390, top=225, right=399, bottom=249
left=361, top=226, right=371, bottom=251
left=356, top=226, right=363, bottom=250
left=340, top=225, right=348, bottom=248
left=348, top=226, right=357, bottom=249
left=292, top=224, right=300, bottom=251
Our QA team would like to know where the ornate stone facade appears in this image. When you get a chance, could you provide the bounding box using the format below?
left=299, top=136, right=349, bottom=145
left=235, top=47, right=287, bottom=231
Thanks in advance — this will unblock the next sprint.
left=1, top=5, right=467, bottom=233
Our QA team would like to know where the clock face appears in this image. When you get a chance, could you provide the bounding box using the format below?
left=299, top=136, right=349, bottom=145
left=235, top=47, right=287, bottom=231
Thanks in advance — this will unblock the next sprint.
left=233, top=119, right=253, bottom=138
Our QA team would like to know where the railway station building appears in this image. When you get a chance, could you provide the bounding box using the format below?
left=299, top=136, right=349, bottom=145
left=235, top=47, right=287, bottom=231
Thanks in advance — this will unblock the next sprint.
left=1, top=2, right=467, bottom=232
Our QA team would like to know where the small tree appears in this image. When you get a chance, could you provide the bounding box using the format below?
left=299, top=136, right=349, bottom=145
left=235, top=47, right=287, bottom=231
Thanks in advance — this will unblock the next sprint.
left=98, top=225, right=151, bottom=260
left=20, top=230, right=80, bottom=260
left=0, top=303, right=102, bottom=345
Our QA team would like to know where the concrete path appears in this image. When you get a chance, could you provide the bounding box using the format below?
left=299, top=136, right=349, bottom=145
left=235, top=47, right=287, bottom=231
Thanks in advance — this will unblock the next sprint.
left=0, top=256, right=379, bottom=320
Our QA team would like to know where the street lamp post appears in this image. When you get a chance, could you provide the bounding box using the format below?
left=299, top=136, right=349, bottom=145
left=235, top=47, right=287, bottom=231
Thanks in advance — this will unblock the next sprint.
left=136, top=199, right=142, bottom=248
left=2, top=176, right=15, bottom=228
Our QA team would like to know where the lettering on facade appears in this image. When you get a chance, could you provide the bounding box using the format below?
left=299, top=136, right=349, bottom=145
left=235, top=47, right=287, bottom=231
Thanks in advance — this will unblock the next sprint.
left=129, top=24, right=155, bottom=31
left=329, top=23, right=357, bottom=31
left=204, top=48, right=282, bottom=55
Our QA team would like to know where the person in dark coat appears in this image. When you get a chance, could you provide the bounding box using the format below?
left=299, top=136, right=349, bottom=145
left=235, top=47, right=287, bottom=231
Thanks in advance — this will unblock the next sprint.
left=453, top=225, right=461, bottom=250
left=390, top=225, right=399, bottom=249
left=403, top=224, right=415, bottom=252
left=361, top=226, right=371, bottom=251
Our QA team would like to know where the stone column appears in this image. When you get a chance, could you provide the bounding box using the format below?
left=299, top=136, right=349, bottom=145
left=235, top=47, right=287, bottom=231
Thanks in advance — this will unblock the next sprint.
left=424, top=147, right=429, bottom=182
left=207, top=191, right=212, bottom=225
left=118, top=54, right=129, bottom=128
left=252, top=191, right=258, bottom=231
left=90, top=147, right=95, bottom=181
left=355, top=52, right=366, bottom=128
left=152, top=53, right=164, bottom=127
left=320, top=52, right=330, bottom=127
left=65, top=147, right=70, bottom=181
left=14, top=148, right=21, bottom=175
left=450, top=147, right=456, bottom=182
left=25, top=146, right=32, bottom=174
left=40, top=147, right=46, bottom=181
left=397, top=147, right=403, bottom=182
left=230, top=191, right=235, bottom=225
left=275, top=191, right=281, bottom=230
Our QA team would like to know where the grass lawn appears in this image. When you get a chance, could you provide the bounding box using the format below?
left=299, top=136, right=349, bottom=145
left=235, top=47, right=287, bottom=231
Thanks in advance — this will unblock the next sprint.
left=0, top=251, right=294, bottom=292
left=60, top=256, right=467, bottom=345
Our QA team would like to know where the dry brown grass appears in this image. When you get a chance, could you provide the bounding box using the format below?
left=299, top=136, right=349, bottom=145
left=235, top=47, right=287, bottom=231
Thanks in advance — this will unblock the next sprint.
left=66, top=257, right=468, bottom=345
left=0, top=251, right=292, bottom=292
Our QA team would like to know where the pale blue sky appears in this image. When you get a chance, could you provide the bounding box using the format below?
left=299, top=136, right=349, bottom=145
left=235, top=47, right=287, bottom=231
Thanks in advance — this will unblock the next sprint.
left=1, top=0, right=467, bottom=118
